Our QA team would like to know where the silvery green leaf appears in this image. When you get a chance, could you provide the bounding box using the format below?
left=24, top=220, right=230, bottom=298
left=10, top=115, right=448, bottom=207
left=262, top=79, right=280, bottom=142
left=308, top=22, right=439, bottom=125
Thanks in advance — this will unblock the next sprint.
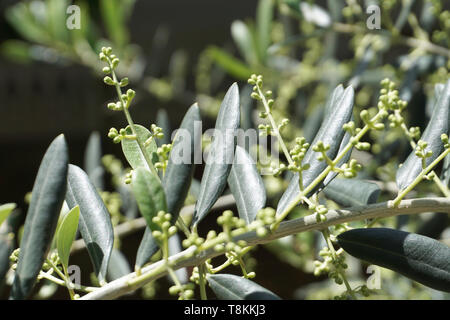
left=11, top=135, right=68, bottom=299
left=324, top=178, right=380, bottom=207
left=277, top=85, right=354, bottom=215
left=207, top=273, right=281, bottom=300
left=84, top=131, right=104, bottom=190
left=338, top=228, right=450, bottom=292
left=228, top=146, right=266, bottom=224
left=193, top=83, right=240, bottom=226
left=106, top=249, right=131, bottom=282
left=396, top=79, right=450, bottom=190
left=66, top=164, right=114, bottom=285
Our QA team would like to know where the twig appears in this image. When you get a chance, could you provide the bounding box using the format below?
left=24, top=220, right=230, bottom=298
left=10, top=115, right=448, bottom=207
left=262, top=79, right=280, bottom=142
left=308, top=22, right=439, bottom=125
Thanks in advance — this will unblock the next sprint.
left=70, top=194, right=236, bottom=254
left=79, top=197, right=450, bottom=300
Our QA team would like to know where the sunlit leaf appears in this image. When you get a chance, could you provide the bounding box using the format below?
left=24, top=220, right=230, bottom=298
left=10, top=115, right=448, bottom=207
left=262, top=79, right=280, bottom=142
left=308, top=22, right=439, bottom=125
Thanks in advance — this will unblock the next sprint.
left=207, top=273, right=281, bottom=300
left=56, top=205, right=80, bottom=271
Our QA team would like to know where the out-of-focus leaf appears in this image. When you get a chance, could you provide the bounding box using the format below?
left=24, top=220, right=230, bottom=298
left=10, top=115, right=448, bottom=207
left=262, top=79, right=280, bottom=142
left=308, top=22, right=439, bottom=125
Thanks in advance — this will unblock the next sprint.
left=99, top=0, right=133, bottom=49
left=207, top=273, right=281, bottom=300
left=121, top=124, right=159, bottom=171
left=5, top=3, right=50, bottom=44
left=47, top=0, right=69, bottom=43
left=277, top=85, right=354, bottom=215
left=207, top=47, right=253, bottom=80
left=231, top=21, right=257, bottom=66
left=156, top=109, right=172, bottom=146
left=396, top=80, right=450, bottom=190
left=228, top=146, right=266, bottom=224
left=0, top=203, right=16, bottom=227
left=337, top=228, right=450, bottom=292
left=256, top=0, right=273, bottom=63
left=132, top=167, right=167, bottom=235
left=300, top=2, right=331, bottom=27
left=11, top=135, right=68, bottom=299
left=0, top=40, right=31, bottom=64
left=416, top=213, right=449, bottom=239
left=56, top=205, right=79, bottom=271
left=168, top=234, right=188, bottom=284
left=84, top=131, right=104, bottom=190
left=193, top=83, right=240, bottom=226
left=324, top=178, right=380, bottom=207
left=136, top=105, right=200, bottom=268
left=66, top=165, right=114, bottom=285
left=106, top=249, right=131, bottom=282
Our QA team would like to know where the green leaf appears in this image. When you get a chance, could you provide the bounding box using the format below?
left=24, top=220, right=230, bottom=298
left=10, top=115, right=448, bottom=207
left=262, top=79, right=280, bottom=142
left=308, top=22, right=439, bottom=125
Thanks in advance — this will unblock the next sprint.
left=397, top=79, right=450, bottom=190
left=207, top=46, right=253, bottom=80
left=11, top=135, right=68, bottom=299
left=65, top=164, right=114, bottom=285
left=156, top=108, right=172, bottom=146
left=0, top=211, right=22, bottom=291
left=106, top=249, right=131, bottom=282
left=46, top=0, right=69, bottom=43
left=337, top=228, right=450, bottom=292
left=84, top=131, right=104, bottom=190
left=56, top=205, right=80, bottom=271
left=207, top=273, right=281, bottom=300
left=228, top=146, right=266, bottom=224
left=231, top=20, right=257, bottom=66
left=135, top=228, right=159, bottom=269
left=121, top=124, right=159, bottom=171
left=323, top=178, right=380, bottom=207
left=0, top=203, right=16, bottom=227
left=99, top=0, right=132, bottom=49
left=256, top=0, right=273, bottom=63
left=193, top=83, right=240, bottom=226
left=277, top=85, right=354, bottom=215
left=136, top=105, right=200, bottom=268
left=132, top=167, right=167, bottom=234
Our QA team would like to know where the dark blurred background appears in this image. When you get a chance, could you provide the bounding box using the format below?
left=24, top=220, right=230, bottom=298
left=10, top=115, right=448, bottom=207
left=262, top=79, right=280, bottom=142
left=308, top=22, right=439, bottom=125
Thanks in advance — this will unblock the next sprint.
left=0, top=0, right=258, bottom=208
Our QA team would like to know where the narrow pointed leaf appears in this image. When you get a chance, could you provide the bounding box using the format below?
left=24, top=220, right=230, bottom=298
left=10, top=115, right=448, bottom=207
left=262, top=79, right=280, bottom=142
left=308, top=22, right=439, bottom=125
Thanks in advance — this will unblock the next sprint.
left=132, top=167, right=167, bottom=234
left=66, top=165, right=114, bottom=284
left=231, top=20, right=256, bottom=65
left=193, top=83, right=240, bottom=226
left=1, top=210, right=23, bottom=291
left=324, top=178, right=380, bottom=207
left=156, top=109, right=172, bottom=146
left=106, top=249, right=131, bottom=282
left=121, top=124, right=158, bottom=171
left=56, top=205, right=80, bottom=271
left=207, top=273, right=281, bottom=300
left=396, top=80, right=450, bottom=190
left=84, top=131, right=104, bottom=190
left=163, top=103, right=201, bottom=220
left=256, top=0, right=273, bottom=63
left=11, top=135, right=68, bottom=299
left=0, top=203, right=16, bottom=227
left=135, top=104, right=201, bottom=267
left=337, top=228, right=450, bottom=292
left=277, top=85, right=354, bottom=215
left=135, top=228, right=159, bottom=269
left=228, top=146, right=266, bottom=224
left=168, top=234, right=188, bottom=284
